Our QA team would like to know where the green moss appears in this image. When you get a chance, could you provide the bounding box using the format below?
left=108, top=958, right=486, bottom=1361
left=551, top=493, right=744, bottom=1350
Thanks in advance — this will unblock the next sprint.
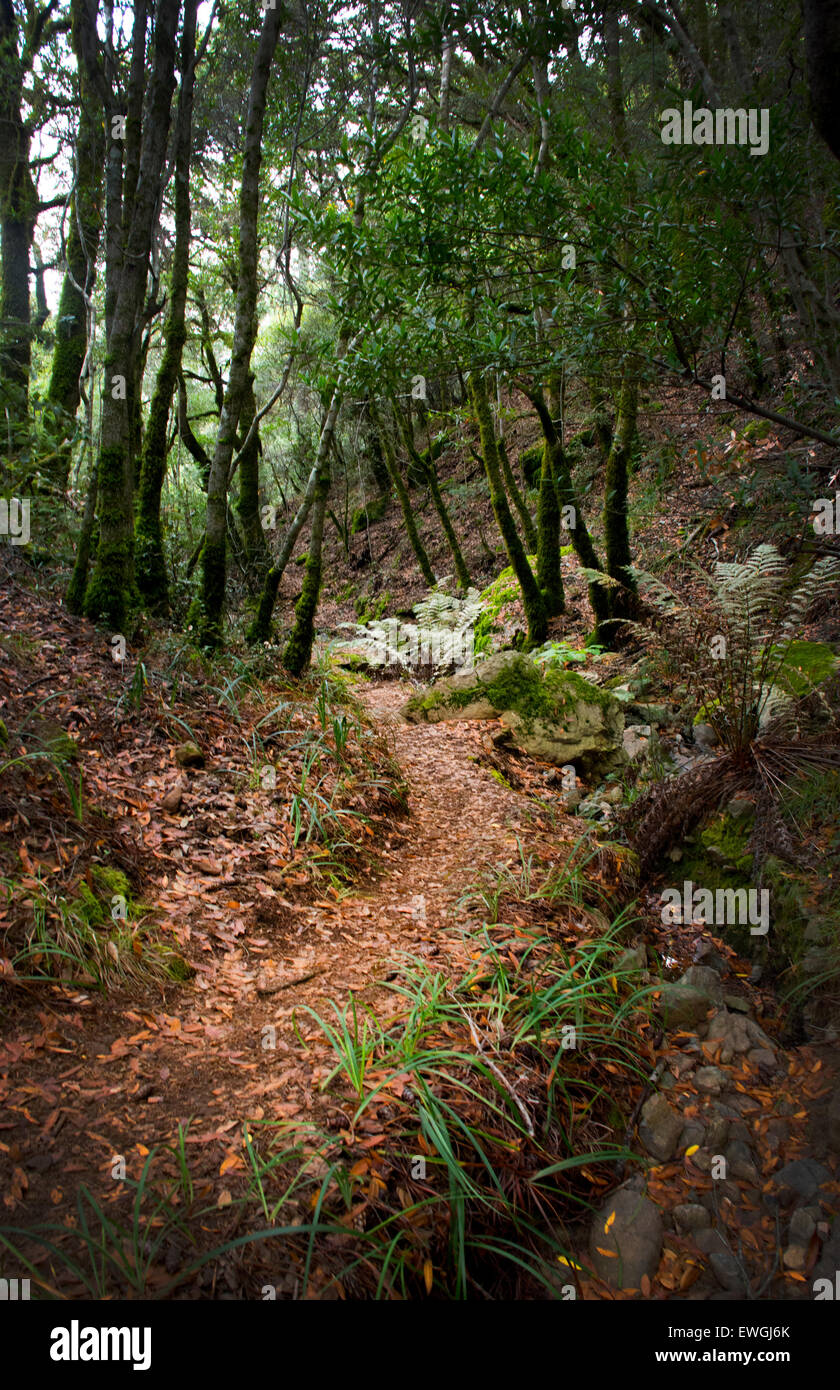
left=421, top=655, right=618, bottom=734
left=771, top=640, right=838, bottom=696
left=351, top=494, right=388, bottom=534
left=699, top=811, right=754, bottom=874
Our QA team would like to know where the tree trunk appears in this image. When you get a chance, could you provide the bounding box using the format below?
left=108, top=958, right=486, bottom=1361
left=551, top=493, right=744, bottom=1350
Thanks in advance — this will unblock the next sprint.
left=235, top=376, right=271, bottom=578
left=372, top=403, right=435, bottom=586
left=528, top=386, right=610, bottom=631
left=200, top=3, right=284, bottom=648
left=603, top=372, right=639, bottom=634
left=135, top=0, right=198, bottom=613
left=84, top=0, right=180, bottom=630
left=391, top=398, right=470, bottom=589
left=47, top=0, right=106, bottom=458
left=282, top=457, right=330, bottom=676
left=470, top=372, right=546, bottom=645
left=0, top=0, right=37, bottom=427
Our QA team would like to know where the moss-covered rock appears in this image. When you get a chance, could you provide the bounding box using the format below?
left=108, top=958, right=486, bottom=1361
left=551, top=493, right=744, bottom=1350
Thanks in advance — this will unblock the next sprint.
left=175, top=741, right=205, bottom=768
left=350, top=494, right=388, bottom=534
left=402, top=650, right=626, bottom=776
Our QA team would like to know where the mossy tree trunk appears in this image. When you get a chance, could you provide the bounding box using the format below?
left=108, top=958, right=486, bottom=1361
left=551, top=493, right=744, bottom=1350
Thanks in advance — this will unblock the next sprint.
left=247, top=364, right=349, bottom=644
left=0, top=0, right=39, bottom=429
left=135, top=0, right=198, bottom=614
left=498, top=435, right=537, bottom=551
left=535, top=435, right=564, bottom=617
left=470, top=372, right=546, bottom=645
left=391, top=397, right=470, bottom=589
left=528, top=386, right=611, bottom=633
left=282, top=457, right=330, bottom=677
left=234, top=376, right=271, bottom=579
left=65, top=455, right=99, bottom=613
left=200, top=4, right=283, bottom=649
left=370, top=403, right=435, bottom=587
left=84, top=0, right=180, bottom=631
left=46, top=0, right=106, bottom=480
left=603, top=371, right=639, bottom=635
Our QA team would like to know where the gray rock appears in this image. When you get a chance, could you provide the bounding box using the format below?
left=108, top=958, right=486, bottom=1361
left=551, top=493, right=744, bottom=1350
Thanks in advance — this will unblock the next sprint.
left=680, top=1122, right=706, bottom=1151
left=723, top=993, right=750, bottom=1013
left=726, top=1140, right=760, bottom=1183
left=706, top=1116, right=730, bottom=1151
left=726, top=797, right=754, bottom=821
left=403, top=650, right=627, bottom=777
left=639, top=1093, right=684, bottom=1161
left=772, top=1159, right=831, bottom=1201
left=694, top=1228, right=729, bottom=1256
left=694, top=1066, right=727, bottom=1093
left=705, top=1009, right=774, bottom=1064
left=747, top=1047, right=777, bottom=1073
left=789, top=1207, right=818, bottom=1245
left=563, top=788, right=583, bottom=811
left=710, top=1252, right=747, bottom=1293
left=658, top=984, right=714, bottom=1029
left=679, top=965, right=724, bottom=1005
left=588, top=1184, right=663, bottom=1290
left=615, top=945, right=647, bottom=975
left=693, top=722, right=719, bottom=748
left=673, top=1203, right=710, bottom=1234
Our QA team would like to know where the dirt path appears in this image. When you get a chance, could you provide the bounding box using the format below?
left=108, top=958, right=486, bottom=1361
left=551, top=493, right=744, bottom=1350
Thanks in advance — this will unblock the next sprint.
left=0, top=681, right=544, bottom=1229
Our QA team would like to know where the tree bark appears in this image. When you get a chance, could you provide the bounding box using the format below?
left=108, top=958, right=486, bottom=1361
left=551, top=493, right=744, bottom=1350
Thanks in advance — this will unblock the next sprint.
left=135, top=0, right=199, bottom=613
left=470, top=372, right=546, bottom=645
left=199, top=3, right=284, bottom=648
left=84, top=0, right=181, bottom=630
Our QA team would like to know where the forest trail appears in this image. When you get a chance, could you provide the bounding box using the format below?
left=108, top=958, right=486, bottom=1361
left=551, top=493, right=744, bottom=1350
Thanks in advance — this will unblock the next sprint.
left=0, top=660, right=556, bottom=1240
left=1, top=579, right=838, bottom=1299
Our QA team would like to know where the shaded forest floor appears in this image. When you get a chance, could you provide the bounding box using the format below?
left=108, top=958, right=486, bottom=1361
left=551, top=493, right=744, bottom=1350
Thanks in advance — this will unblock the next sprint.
left=1, top=564, right=839, bottom=1299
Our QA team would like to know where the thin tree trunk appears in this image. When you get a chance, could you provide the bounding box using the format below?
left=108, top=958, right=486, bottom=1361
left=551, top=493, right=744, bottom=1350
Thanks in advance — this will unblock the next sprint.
left=528, top=386, right=610, bottom=630
left=47, top=0, right=106, bottom=457
left=604, top=372, right=639, bottom=632
left=372, top=404, right=435, bottom=586
left=282, top=456, right=330, bottom=676
left=391, top=398, right=470, bottom=589
left=199, top=3, right=283, bottom=648
left=470, top=372, right=546, bottom=645
left=235, top=376, right=270, bottom=578
left=135, top=0, right=198, bottom=613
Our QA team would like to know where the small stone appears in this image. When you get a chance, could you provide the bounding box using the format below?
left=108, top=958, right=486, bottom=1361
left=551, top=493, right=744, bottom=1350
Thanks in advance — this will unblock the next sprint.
left=693, top=722, right=718, bottom=748
left=673, top=1203, right=710, bottom=1234
left=588, top=1184, right=663, bottom=1290
left=668, top=847, right=683, bottom=863
left=726, top=1140, right=760, bottom=1183
left=706, top=1116, right=730, bottom=1150
left=723, top=993, right=750, bottom=1013
left=746, top=1047, right=776, bottom=1073
left=658, top=984, right=713, bottom=1029
left=175, top=741, right=205, bottom=768
left=694, top=1066, right=727, bottom=1093
left=789, top=1208, right=817, bottom=1245
left=782, top=1244, right=807, bottom=1271
left=726, top=797, right=754, bottom=820
left=775, top=1159, right=832, bottom=1200
left=639, top=1092, right=684, bottom=1161
left=710, top=1252, right=747, bottom=1292
left=679, top=965, right=724, bottom=1005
